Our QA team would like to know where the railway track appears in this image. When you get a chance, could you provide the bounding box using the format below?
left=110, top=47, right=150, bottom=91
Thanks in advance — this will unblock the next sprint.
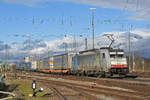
left=39, top=78, right=102, bottom=100
left=38, top=78, right=150, bottom=100
left=29, top=76, right=102, bottom=100
left=52, top=87, right=67, bottom=100
left=9, top=72, right=150, bottom=100
left=22, top=72, right=101, bottom=100
left=7, top=71, right=150, bottom=95
left=22, top=71, right=150, bottom=88
left=17, top=71, right=150, bottom=83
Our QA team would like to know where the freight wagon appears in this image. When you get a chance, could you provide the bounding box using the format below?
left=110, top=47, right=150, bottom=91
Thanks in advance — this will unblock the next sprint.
left=42, top=53, right=76, bottom=73
left=16, top=62, right=32, bottom=71
left=31, top=61, right=38, bottom=71
left=42, top=57, right=51, bottom=73
left=16, top=62, right=24, bottom=70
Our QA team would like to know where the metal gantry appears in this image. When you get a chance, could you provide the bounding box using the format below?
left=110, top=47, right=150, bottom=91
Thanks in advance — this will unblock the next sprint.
left=14, top=34, right=31, bottom=57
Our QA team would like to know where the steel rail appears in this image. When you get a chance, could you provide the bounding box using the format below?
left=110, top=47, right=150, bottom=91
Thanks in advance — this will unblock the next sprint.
left=0, top=91, right=15, bottom=100
left=52, top=87, right=67, bottom=100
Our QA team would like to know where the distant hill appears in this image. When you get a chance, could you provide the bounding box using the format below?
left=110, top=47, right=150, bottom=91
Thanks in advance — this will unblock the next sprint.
left=1, top=29, right=150, bottom=62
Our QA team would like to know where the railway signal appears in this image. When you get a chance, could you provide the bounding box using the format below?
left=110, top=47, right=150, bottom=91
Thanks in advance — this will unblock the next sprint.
left=32, top=80, right=36, bottom=96
left=32, top=80, right=44, bottom=97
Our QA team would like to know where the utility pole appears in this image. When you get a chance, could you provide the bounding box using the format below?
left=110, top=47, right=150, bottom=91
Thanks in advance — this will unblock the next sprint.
left=85, top=38, right=88, bottom=50
left=73, top=34, right=77, bottom=53
left=132, top=51, right=135, bottom=71
left=48, top=50, right=50, bottom=58
left=48, top=47, right=50, bottom=58
left=5, top=44, right=10, bottom=71
left=128, top=24, right=132, bottom=72
left=90, top=8, right=96, bottom=49
left=27, top=34, right=31, bottom=58
left=142, top=58, right=145, bottom=72
left=64, top=43, right=67, bottom=53
left=64, top=35, right=68, bottom=53
left=5, top=44, right=9, bottom=64
left=142, top=49, right=145, bottom=72
left=8, top=50, right=10, bottom=65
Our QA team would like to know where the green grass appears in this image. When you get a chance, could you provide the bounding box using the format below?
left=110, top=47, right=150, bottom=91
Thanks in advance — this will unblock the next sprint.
left=8, top=79, right=50, bottom=100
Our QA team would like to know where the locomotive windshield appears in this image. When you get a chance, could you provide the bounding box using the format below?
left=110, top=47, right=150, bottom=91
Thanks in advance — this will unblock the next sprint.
left=110, top=51, right=125, bottom=58
left=110, top=54, right=124, bottom=58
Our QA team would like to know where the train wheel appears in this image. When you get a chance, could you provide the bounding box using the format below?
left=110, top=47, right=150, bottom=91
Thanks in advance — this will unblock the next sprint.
left=73, top=72, right=76, bottom=76
left=76, top=73, right=79, bottom=76
left=81, top=73, right=85, bottom=77
left=105, top=72, right=111, bottom=78
left=97, top=74, right=103, bottom=78
left=111, top=73, right=113, bottom=77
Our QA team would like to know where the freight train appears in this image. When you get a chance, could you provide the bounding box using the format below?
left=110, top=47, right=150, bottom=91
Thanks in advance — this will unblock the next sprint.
left=17, top=47, right=129, bottom=77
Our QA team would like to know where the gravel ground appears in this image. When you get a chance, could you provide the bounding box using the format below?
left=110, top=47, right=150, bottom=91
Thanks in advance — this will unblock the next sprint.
left=4, top=71, right=150, bottom=100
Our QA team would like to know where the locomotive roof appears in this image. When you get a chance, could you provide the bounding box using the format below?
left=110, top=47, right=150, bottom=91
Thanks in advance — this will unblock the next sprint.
left=51, top=52, right=77, bottom=57
left=100, top=47, right=124, bottom=52
left=79, top=49, right=99, bottom=54
left=100, top=47, right=112, bottom=49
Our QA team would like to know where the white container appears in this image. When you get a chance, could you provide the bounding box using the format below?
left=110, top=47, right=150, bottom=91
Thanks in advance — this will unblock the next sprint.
left=31, top=61, right=37, bottom=70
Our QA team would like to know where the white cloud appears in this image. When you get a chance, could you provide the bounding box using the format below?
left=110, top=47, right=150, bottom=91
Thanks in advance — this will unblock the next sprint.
left=1, top=29, right=150, bottom=60
left=31, top=35, right=75, bottom=54
left=29, top=29, right=150, bottom=55
left=3, top=0, right=49, bottom=6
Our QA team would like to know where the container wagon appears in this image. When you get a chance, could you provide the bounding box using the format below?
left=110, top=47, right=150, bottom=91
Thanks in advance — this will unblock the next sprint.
left=42, top=53, right=76, bottom=74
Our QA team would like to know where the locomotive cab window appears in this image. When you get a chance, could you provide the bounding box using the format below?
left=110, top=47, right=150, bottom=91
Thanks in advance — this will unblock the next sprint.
left=117, top=54, right=124, bottom=58
left=110, top=54, right=124, bottom=58
left=102, top=53, right=105, bottom=58
left=110, top=54, right=115, bottom=58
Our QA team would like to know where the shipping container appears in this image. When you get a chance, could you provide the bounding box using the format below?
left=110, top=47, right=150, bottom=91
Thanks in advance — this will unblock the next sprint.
left=31, top=61, right=37, bottom=71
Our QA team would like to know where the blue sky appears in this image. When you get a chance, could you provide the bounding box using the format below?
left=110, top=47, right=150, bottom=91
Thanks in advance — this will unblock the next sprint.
left=0, top=0, right=150, bottom=45
left=0, top=0, right=150, bottom=61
